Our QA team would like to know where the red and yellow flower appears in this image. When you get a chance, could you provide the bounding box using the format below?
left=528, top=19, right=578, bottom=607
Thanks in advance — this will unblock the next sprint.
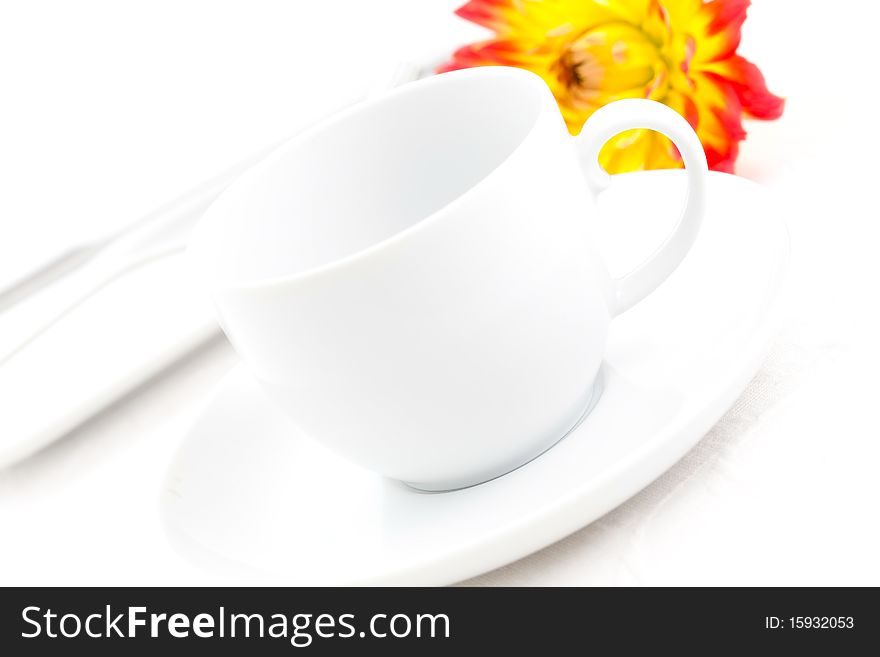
left=439, top=0, right=784, bottom=173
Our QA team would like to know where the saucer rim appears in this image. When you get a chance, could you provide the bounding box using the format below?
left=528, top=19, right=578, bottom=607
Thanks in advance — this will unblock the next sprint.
left=168, top=171, right=790, bottom=585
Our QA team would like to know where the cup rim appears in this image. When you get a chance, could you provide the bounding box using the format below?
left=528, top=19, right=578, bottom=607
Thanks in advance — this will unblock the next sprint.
left=188, top=66, right=555, bottom=293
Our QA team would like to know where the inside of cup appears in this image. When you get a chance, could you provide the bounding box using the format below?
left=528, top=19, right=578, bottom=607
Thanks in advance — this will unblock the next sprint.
left=194, top=68, right=544, bottom=286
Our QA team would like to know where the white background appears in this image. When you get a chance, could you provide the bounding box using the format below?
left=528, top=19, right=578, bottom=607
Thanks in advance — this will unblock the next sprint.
left=1, top=1, right=879, bottom=585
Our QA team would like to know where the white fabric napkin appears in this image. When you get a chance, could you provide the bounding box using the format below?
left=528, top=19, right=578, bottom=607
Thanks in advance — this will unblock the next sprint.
left=0, top=254, right=219, bottom=466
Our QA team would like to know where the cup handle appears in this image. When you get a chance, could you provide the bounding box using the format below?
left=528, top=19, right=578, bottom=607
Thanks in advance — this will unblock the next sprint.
left=575, top=99, right=708, bottom=316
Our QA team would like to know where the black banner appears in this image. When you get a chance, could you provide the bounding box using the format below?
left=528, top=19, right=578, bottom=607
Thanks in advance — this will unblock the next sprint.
left=1, top=587, right=875, bottom=654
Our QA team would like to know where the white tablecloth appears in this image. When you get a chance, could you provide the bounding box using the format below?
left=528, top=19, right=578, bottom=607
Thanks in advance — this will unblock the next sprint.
left=1, top=1, right=878, bottom=585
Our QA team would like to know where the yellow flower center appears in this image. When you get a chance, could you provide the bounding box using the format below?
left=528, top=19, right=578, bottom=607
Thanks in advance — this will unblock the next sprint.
left=553, top=22, right=671, bottom=110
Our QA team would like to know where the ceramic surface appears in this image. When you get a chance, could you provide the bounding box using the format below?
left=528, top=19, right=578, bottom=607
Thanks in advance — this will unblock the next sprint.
left=188, top=67, right=707, bottom=488
left=165, top=170, right=787, bottom=585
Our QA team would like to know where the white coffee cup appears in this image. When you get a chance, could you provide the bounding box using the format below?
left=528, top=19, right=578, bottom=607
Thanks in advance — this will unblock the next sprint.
left=189, top=66, right=707, bottom=490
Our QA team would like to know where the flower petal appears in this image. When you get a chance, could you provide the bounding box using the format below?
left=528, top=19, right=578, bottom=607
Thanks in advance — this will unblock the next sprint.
left=705, top=55, right=785, bottom=119
left=441, top=0, right=784, bottom=174
left=702, top=0, right=750, bottom=61
left=454, top=0, right=517, bottom=33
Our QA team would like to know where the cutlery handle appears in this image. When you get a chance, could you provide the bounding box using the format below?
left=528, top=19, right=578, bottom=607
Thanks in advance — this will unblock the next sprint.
left=0, top=61, right=431, bottom=311
left=0, top=158, right=267, bottom=365
left=101, top=141, right=289, bottom=262
left=0, top=147, right=282, bottom=365
left=0, top=242, right=104, bottom=313
left=0, top=142, right=282, bottom=314
left=0, top=61, right=425, bottom=368
left=0, top=251, right=172, bottom=365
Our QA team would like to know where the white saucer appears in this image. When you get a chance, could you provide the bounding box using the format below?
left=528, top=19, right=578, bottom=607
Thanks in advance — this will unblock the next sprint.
left=161, top=170, right=788, bottom=585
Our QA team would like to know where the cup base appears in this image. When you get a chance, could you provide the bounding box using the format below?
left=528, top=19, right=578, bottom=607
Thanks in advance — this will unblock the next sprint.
left=404, top=367, right=606, bottom=493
